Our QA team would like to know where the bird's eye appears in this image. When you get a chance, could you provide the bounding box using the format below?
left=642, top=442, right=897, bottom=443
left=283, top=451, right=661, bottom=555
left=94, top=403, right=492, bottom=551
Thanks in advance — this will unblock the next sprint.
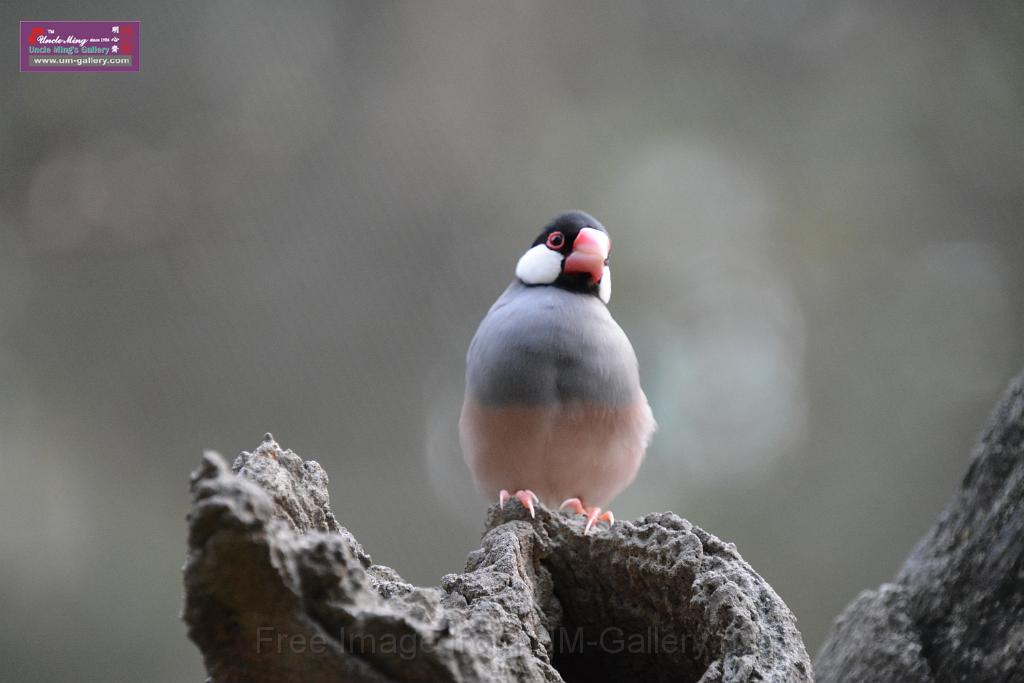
left=546, top=232, right=565, bottom=249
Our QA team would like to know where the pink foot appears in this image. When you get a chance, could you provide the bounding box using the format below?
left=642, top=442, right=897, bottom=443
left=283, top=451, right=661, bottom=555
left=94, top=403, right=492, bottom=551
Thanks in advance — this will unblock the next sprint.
left=559, top=497, right=615, bottom=534
left=499, top=489, right=539, bottom=518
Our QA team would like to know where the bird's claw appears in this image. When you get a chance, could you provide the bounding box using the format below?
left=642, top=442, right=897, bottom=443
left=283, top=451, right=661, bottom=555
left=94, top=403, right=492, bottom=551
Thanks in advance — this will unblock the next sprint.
left=499, top=489, right=538, bottom=518
left=559, top=497, right=586, bottom=514
left=559, top=497, right=615, bottom=534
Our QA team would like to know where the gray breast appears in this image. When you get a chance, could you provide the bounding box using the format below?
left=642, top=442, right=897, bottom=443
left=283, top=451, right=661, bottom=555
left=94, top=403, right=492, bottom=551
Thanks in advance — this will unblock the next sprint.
left=465, top=282, right=642, bottom=406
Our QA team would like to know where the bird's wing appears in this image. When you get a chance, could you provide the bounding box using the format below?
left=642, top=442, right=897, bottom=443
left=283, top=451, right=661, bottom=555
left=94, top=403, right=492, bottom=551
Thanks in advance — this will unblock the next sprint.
left=465, top=282, right=642, bottom=407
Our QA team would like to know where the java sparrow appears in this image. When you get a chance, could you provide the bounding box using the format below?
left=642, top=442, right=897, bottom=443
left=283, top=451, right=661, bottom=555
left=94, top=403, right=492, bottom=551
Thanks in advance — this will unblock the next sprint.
left=459, top=211, right=655, bottom=533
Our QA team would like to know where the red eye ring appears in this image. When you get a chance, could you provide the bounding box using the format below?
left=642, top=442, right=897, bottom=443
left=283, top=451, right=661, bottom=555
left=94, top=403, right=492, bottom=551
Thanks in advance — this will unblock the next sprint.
left=546, top=231, right=565, bottom=249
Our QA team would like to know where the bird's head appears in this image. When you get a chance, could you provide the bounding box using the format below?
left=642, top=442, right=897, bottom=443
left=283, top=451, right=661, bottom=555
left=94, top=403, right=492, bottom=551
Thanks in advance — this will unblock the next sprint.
left=514, top=211, right=612, bottom=304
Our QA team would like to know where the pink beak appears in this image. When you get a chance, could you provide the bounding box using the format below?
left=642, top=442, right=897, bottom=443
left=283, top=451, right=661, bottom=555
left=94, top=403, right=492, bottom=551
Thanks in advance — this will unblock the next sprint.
left=563, top=227, right=610, bottom=283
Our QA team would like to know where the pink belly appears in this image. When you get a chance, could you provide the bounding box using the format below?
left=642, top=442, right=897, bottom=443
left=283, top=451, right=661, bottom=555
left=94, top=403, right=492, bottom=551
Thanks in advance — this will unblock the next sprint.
left=459, top=398, right=654, bottom=509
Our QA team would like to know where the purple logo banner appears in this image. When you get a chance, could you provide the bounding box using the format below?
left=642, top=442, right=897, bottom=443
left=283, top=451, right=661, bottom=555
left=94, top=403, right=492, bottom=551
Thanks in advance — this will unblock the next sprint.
left=21, top=20, right=140, bottom=72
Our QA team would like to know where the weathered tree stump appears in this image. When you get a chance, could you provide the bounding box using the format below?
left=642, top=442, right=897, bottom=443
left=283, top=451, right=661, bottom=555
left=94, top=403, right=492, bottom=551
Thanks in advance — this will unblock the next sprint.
left=815, top=373, right=1024, bottom=683
left=183, top=435, right=812, bottom=682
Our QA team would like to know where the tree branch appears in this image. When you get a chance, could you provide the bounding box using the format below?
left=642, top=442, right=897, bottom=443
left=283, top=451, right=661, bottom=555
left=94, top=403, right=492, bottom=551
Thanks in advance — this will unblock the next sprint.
left=183, top=434, right=812, bottom=682
left=815, top=372, right=1024, bottom=682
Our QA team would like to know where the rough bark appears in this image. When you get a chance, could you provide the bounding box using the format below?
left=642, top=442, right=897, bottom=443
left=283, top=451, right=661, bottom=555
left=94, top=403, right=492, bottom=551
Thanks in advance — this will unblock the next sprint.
left=815, top=373, right=1024, bottom=683
left=183, top=434, right=812, bottom=682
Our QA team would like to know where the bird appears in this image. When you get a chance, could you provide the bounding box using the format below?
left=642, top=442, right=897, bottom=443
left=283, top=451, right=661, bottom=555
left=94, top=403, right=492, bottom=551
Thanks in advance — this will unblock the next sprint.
left=459, top=211, right=655, bottom=533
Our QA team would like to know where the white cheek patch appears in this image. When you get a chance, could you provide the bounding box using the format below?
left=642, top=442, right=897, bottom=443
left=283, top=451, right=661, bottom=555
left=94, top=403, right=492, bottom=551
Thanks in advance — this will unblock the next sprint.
left=598, top=265, right=611, bottom=304
left=515, top=244, right=563, bottom=285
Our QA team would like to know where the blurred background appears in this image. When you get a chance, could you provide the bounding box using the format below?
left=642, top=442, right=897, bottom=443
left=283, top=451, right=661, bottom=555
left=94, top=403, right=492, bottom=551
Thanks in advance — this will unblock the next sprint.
left=2, top=1, right=1023, bottom=680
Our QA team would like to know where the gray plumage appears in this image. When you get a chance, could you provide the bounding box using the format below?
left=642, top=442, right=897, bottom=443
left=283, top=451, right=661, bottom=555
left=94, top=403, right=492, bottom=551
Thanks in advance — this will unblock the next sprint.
left=465, top=280, right=642, bottom=407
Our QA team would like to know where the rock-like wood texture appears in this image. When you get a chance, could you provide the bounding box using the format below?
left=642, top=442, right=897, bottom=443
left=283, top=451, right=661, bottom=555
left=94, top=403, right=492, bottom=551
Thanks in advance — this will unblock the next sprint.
left=816, top=374, right=1024, bottom=683
left=183, top=435, right=812, bottom=682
